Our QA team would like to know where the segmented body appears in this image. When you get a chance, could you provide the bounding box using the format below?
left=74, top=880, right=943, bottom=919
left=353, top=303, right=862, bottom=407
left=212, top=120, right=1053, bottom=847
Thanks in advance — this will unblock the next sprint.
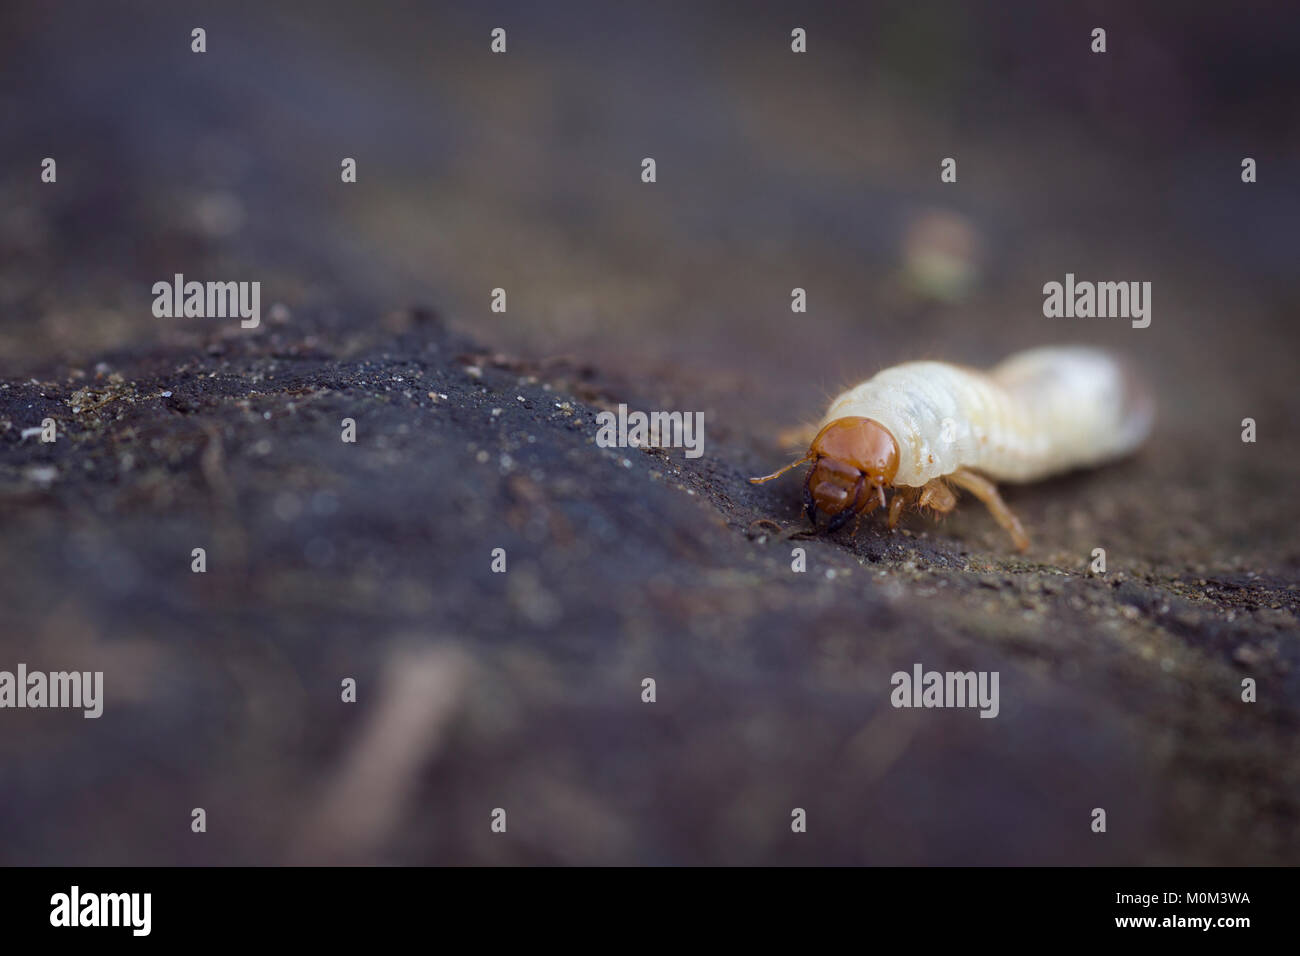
left=822, top=346, right=1153, bottom=487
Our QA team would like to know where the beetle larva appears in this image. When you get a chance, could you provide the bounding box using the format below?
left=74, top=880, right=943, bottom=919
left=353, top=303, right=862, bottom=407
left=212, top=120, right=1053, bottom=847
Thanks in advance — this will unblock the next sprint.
left=750, top=346, right=1154, bottom=550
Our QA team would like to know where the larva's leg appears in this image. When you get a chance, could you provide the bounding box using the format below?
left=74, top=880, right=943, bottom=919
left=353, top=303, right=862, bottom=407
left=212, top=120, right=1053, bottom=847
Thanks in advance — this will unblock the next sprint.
left=948, top=468, right=1030, bottom=552
left=887, top=487, right=919, bottom=530
left=918, top=479, right=957, bottom=515
left=887, top=491, right=906, bottom=529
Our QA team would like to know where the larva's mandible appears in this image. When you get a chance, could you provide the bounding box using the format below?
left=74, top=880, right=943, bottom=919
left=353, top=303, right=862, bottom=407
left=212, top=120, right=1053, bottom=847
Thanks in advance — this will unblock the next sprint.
left=752, top=346, right=1154, bottom=550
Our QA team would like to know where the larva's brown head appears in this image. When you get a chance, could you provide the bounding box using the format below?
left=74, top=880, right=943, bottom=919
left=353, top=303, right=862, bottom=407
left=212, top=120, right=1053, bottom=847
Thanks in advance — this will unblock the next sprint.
left=750, top=416, right=900, bottom=532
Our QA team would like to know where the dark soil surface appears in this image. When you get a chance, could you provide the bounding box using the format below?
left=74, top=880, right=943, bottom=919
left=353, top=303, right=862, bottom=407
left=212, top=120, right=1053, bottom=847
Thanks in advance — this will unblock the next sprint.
left=1, top=0, right=1297, bottom=865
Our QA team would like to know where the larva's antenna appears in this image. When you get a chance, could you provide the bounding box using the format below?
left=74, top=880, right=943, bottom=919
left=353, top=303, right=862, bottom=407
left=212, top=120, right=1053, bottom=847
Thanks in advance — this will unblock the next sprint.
left=749, top=455, right=813, bottom=485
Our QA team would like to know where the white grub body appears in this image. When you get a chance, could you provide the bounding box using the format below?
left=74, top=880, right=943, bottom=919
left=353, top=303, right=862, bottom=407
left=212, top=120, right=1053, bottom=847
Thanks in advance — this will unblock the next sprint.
left=822, top=346, right=1154, bottom=486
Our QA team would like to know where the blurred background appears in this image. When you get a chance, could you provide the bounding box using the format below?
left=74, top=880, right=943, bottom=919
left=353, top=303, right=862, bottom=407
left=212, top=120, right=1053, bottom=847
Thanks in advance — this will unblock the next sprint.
left=1, top=0, right=1297, bottom=865
left=6, top=1, right=1298, bottom=426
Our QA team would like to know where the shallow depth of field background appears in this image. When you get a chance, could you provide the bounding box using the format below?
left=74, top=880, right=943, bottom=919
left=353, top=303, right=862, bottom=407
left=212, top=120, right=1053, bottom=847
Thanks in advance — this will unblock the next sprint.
left=1, top=0, right=1297, bottom=865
